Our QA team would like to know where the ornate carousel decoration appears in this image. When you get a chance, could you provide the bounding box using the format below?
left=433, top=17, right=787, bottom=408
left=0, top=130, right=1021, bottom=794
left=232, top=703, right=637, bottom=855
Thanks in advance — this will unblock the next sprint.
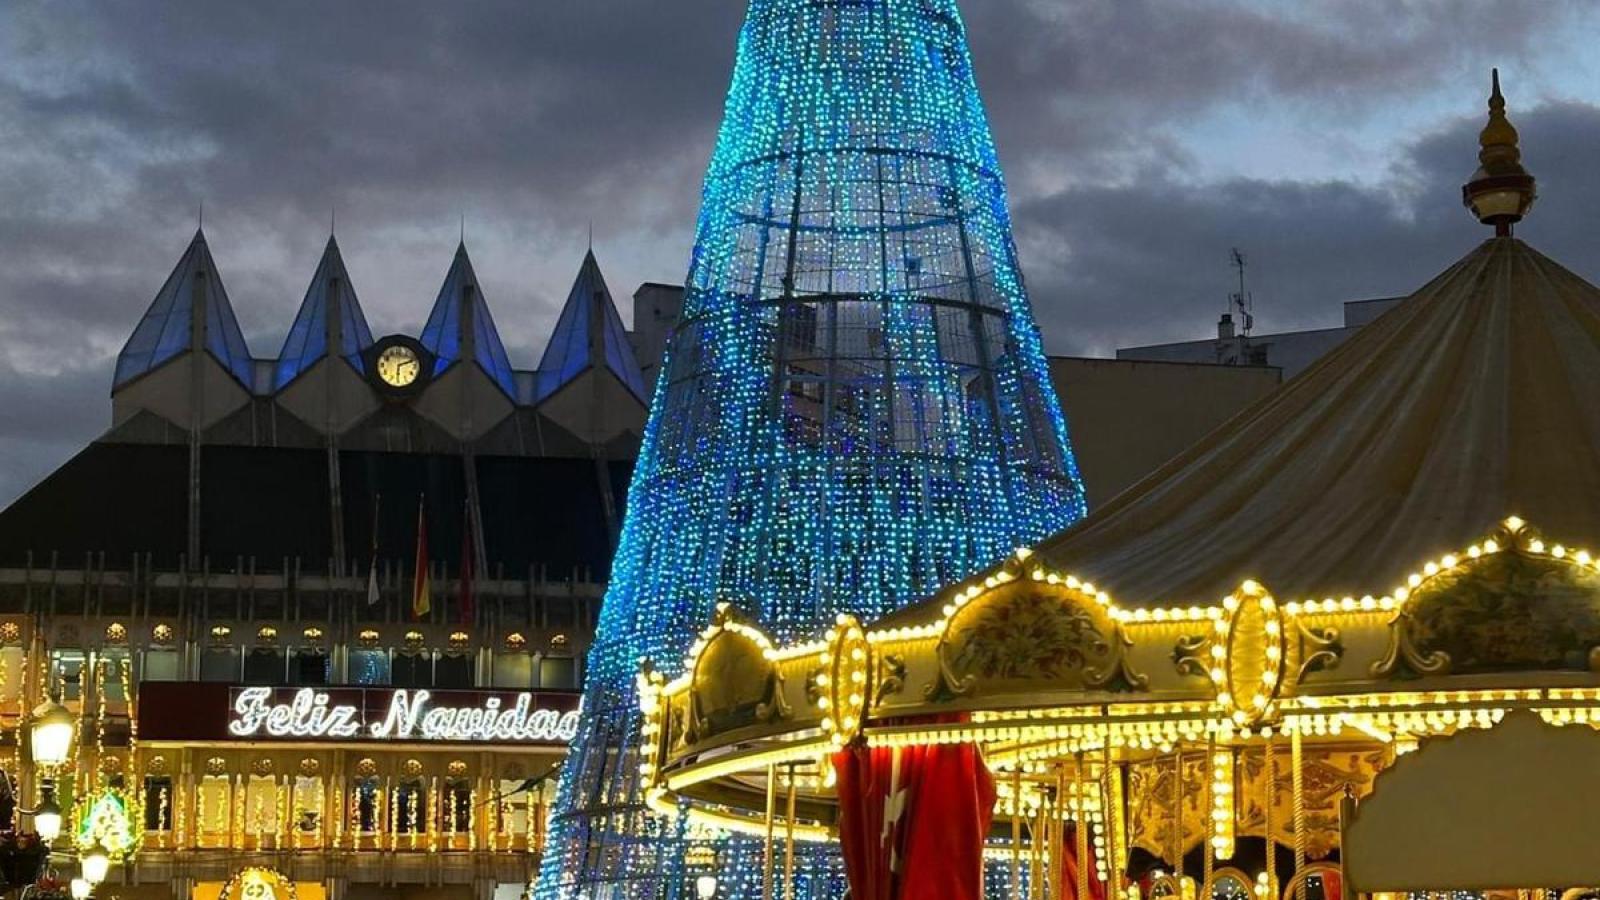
left=636, top=74, right=1600, bottom=900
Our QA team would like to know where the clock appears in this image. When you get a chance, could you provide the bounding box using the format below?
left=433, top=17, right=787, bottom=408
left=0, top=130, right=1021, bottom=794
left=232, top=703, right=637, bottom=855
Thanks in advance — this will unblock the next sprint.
left=377, top=344, right=422, bottom=388
left=364, top=336, right=433, bottom=398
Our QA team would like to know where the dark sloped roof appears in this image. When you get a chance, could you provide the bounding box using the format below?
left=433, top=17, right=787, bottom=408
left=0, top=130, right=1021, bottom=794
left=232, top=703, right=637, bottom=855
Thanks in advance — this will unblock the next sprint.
left=0, top=441, right=631, bottom=579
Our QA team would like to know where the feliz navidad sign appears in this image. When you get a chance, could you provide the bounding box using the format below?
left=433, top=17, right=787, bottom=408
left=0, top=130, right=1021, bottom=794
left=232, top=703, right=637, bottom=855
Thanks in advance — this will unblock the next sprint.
left=227, top=687, right=582, bottom=743
left=135, top=683, right=583, bottom=745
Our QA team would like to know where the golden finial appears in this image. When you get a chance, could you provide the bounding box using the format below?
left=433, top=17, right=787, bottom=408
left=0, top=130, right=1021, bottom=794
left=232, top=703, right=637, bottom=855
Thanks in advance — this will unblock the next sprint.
left=1463, top=68, right=1536, bottom=236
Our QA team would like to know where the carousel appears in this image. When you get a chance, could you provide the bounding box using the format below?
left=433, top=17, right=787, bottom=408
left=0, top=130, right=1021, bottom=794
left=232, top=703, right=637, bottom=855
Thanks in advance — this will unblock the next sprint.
left=637, top=74, right=1600, bottom=900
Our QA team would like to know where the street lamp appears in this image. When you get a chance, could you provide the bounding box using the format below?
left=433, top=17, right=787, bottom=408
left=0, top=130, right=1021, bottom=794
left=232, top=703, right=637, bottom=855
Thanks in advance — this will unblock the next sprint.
left=33, top=789, right=61, bottom=842
left=30, top=700, right=75, bottom=769
left=79, top=844, right=109, bottom=886
left=29, top=698, right=75, bottom=849
left=69, top=878, right=91, bottom=900
left=695, top=875, right=718, bottom=900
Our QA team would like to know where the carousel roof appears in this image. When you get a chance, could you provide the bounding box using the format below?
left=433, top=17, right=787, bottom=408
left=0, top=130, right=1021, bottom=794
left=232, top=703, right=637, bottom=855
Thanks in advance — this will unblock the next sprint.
left=894, top=71, right=1593, bottom=613
left=1022, top=235, right=1600, bottom=606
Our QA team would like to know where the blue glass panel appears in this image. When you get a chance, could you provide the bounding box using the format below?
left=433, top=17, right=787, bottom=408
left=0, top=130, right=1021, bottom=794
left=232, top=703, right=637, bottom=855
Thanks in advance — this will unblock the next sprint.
left=420, top=269, right=461, bottom=376
left=534, top=252, right=647, bottom=403
left=472, top=297, right=516, bottom=396
left=421, top=245, right=513, bottom=397
left=203, top=266, right=255, bottom=386
left=599, top=291, right=648, bottom=401
left=274, top=241, right=376, bottom=388
left=274, top=289, right=324, bottom=389
left=115, top=232, right=255, bottom=391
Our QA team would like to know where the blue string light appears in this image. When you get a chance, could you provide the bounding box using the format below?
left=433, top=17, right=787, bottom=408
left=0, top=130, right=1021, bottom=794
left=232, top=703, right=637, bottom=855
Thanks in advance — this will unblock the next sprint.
left=537, top=1, right=1087, bottom=897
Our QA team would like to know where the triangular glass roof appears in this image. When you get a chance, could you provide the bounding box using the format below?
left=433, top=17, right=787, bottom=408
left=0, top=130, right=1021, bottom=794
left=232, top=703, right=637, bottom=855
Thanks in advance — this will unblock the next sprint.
left=419, top=243, right=516, bottom=397
left=114, top=229, right=254, bottom=390
left=534, top=250, right=648, bottom=403
left=274, top=236, right=376, bottom=390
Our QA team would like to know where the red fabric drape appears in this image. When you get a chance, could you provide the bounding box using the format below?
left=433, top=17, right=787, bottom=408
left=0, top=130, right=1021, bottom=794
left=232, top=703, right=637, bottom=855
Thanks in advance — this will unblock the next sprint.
left=1061, top=828, right=1106, bottom=900
left=834, top=718, right=996, bottom=900
left=834, top=742, right=899, bottom=900
left=897, top=739, right=995, bottom=900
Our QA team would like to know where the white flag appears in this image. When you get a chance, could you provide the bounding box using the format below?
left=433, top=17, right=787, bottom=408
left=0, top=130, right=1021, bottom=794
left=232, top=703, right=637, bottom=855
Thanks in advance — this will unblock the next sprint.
left=366, top=563, right=380, bottom=606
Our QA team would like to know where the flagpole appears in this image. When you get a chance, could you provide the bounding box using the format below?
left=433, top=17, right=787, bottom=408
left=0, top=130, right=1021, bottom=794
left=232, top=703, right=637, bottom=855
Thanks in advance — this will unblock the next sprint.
left=366, top=493, right=382, bottom=609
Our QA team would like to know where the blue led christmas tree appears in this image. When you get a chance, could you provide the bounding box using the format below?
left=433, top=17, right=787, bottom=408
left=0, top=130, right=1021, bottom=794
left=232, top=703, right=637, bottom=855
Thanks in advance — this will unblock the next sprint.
left=537, top=1, right=1087, bottom=896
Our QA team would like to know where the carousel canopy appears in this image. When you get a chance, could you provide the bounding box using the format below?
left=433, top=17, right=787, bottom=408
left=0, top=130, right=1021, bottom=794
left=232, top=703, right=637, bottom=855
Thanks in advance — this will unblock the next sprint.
left=889, top=72, right=1592, bottom=612
left=1017, top=235, right=1600, bottom=607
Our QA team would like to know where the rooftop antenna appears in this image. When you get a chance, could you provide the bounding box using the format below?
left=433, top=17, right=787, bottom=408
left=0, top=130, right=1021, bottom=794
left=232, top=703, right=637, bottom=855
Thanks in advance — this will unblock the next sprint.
left=460, top=213, right=466, bottom=246
left=1229, top=247, right=1254, bottom=338
left=330, top=206, right=336, bottom=238
left=197, top=201, right=204, bottom=232
left=588, top=220, right=593, bottom=252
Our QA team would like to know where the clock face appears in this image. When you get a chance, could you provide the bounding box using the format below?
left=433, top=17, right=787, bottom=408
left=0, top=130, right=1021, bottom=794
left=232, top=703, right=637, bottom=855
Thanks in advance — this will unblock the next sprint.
left=376, top=344, right=423, bottom=388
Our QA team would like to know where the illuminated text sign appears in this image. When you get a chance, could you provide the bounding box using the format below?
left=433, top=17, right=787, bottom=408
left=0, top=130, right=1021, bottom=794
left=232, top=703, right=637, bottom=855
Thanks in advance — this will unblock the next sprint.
left=224, top=687, right=580, bottom=744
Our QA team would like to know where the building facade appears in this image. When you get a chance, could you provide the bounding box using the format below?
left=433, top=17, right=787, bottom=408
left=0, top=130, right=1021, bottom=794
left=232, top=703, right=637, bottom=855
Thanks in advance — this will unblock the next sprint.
left=0, top=230, right=666, bottom=900
left=1117, top=297, right=1403, bottom=379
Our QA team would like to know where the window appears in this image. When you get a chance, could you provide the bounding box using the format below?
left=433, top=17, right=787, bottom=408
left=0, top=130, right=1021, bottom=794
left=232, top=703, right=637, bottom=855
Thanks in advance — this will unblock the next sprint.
left=493, top=653, right=532, bottom=689
left=200, top=648, right=239, bottom=683
left=100, top=653, right=129, bottom=704
left=538, top=657, right=577, bottom=689
left=245, top=775, right=280, bottom=836
left=395, top=780, right=426, bottom=834
left=392, top=653, right=431, bottom=688
left=0, top=647, right=24, bottom=702
left=436, top=654, right=473, bottom=689
left=292, top=650, right=329, bottom=685
left=445, top=779, right=472, bottom=834
left=142, top=649, right=181, bottom=682
left=349, top=649, right=389, bottom=685
left=353, top=778, right=380, bottom=833
left=198, top=776, right=232, bottom=841
left=50, top=651, right=85, bottom=701
left=292, top=776, right=322, bottom=835
left=139, top=771, right=170, bottom=826
left=243, top=648, right=285, bottom=685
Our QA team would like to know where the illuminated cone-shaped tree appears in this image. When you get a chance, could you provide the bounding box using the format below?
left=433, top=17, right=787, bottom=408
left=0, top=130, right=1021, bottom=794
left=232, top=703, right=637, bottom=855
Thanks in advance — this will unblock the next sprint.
left=537, top=1, right=1087, bottom=896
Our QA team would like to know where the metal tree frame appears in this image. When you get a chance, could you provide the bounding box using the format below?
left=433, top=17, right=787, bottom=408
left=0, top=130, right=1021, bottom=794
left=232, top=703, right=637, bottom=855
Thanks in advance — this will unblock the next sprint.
left=537, top=1, right=1088, bottom=897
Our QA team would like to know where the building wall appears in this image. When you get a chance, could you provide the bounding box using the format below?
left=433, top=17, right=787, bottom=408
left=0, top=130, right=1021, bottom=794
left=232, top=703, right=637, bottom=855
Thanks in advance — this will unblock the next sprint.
left=0, top=587, right=583, bottom=900
left=1049, top=357, right=1282, bottom=509
left=1114, top=297, right=1403, bottom=381
left=629, top=283, right=684, bottom=395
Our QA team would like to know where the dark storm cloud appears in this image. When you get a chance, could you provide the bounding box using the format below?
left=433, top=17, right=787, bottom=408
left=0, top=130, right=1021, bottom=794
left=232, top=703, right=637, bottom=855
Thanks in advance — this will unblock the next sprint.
left=1017, top=101, right=1600, bottom=356
left=0, top=0, right=1595, bottom=503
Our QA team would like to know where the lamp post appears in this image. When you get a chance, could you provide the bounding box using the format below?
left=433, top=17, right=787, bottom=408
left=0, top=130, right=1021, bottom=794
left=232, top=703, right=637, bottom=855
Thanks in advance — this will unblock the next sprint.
left=32, top=792, right=61, bottom=844
left=29, top=698, right=76, bottom=847
left=29, top=700, right=75, bottom=770
left=22, top=697, right=83, bottom=896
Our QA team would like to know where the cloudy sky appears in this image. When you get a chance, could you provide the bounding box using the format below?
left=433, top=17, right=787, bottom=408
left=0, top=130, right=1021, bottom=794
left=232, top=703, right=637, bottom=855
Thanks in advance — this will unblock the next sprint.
left=1, top=0, right=1598, bottom=504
